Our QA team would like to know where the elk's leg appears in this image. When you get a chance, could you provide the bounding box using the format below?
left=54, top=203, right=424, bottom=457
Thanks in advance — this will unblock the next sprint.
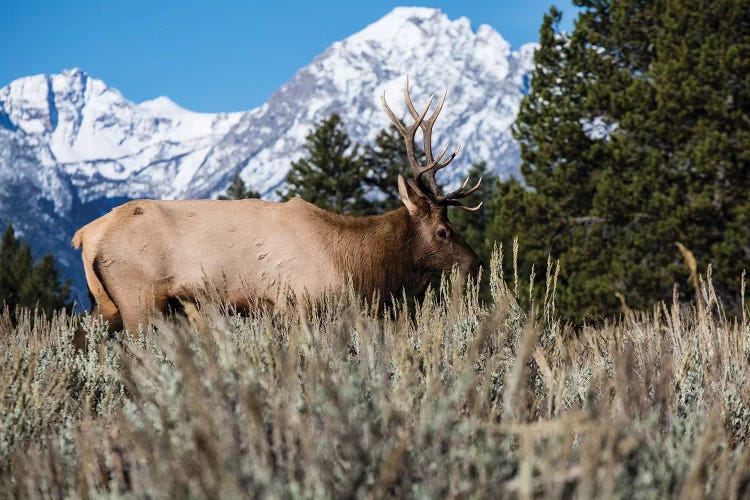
left=115, top=288, right=171, bottom=336
left=93, top=298, right=123, bottom=332
left=73, top=317, right=87, bottom=350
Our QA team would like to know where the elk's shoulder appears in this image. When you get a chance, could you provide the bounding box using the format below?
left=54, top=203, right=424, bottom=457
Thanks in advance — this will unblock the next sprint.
left=281, top=196, right=322, bottom=213
left=283, top=196, right=309, bottom=207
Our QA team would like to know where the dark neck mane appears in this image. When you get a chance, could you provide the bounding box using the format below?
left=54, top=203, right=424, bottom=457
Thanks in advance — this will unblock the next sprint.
left=313, top=207, right=425, bottom=299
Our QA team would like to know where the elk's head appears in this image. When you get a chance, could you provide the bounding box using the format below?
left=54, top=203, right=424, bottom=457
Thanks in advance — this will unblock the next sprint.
left=381, top=78, right=483, bottom=280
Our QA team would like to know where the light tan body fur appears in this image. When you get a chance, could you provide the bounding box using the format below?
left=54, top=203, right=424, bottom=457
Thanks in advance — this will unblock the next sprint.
left=73, top=197, right=433, bottom=333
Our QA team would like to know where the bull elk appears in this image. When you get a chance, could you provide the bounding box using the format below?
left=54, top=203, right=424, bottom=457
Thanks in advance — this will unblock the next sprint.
left=72, top=78, right=483, bottom=335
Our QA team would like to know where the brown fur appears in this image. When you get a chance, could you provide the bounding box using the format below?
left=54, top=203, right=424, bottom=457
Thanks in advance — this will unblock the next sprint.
left=73, top=195, right=479, bottom=335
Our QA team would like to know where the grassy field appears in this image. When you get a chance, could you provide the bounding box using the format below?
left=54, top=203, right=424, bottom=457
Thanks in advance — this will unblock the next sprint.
left=1, top=249, right=749, bottom=499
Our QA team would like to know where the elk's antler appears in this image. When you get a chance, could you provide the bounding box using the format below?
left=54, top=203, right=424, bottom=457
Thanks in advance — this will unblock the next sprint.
left=381, top=77, right=483, bottom=212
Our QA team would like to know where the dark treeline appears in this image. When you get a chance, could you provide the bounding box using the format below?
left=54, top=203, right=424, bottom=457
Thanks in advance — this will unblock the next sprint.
left=492, top=0, right=750, bottom=321
left=0, top=224, right=72, bottom=316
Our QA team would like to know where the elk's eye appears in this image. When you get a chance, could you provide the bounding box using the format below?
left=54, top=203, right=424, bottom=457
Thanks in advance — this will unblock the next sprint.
left=437, top=227, right=448, bottom=239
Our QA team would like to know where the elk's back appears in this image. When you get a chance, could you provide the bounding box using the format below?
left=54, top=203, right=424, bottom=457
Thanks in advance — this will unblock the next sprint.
left=74, top=197, right=342, bottom=308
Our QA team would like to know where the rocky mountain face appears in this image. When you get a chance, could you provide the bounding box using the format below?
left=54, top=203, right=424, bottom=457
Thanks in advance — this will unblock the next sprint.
left=0, top=7, right=536, bottom=304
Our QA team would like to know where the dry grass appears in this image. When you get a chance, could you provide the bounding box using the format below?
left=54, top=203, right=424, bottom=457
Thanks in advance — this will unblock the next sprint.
left=1, top=248, right=749, bottom=499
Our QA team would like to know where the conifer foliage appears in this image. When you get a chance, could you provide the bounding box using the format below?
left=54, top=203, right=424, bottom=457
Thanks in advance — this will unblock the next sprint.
left=489, top=0, right=750, bottom=321
left=281, top=113, right=370, bottom=215
left=0, top=223, right=71, bottom=315
left=218, top=172, right=260, bottom=200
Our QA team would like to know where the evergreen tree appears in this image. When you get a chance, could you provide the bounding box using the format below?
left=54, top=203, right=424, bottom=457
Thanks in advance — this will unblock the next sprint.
left=489, top=1, right=750, bottom=321
left=0, top=223, right=29, bottom=308
left=281, top=113, right=370, bottom=215
left=0, top=223, right=71, bottom=315
left=218, top=172, right=260, bottom=200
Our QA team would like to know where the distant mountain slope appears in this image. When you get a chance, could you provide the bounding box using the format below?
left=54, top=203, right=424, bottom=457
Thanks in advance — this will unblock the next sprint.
left=0, top=7, right=536, bottom=303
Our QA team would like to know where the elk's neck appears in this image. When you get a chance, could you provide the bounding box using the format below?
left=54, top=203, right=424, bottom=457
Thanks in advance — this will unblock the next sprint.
left=319, top=207, right=425, bottom=298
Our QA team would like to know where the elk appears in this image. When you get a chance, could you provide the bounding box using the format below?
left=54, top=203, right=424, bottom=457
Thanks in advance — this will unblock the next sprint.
left=72, top=78, right=483, bottom=335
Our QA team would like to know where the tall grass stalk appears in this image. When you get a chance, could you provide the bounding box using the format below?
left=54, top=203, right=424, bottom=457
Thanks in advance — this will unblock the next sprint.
left=1, top=249, right=749, bottom=498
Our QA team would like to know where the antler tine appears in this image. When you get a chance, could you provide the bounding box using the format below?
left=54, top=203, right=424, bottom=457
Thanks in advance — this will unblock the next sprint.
left=458, top=201, right=483, bottom=212
left=408, top=95, right=435, bottom=176
left=423, top=142, right=460, bottom=196
left=415, top=94, right=434, bottom=130
left=437, top=144, right=461, bottom=168
left=381, top=90, right=434, bottom=176
left=380, top=93, right=407, bottom=137
left=404, top=75, right=418, bottom=120
left=430, top=143, right=450, bottom=166
left=435, top=175, right=483, bottom=213
left=410, top=143, right=452, bottom=181
left=432, top=91, right=447, bottom=122
left=405, top=78, right=446, bottom=127
left=446, top=200, right=483, bottom=212
left=461, top=176, right=483, bottom=197
left=442, top=176, right=482, bottom=201
left=404, top=77, right=447, bottom=165
left=421, top=91, right=446, bottom=164
left=447, top=175, right=471, bottom=196
left=383, top=78, right=482, bottom=212
left=409, top=83, right=452, bottom=196
left=381, top=91, right=432, bottom=135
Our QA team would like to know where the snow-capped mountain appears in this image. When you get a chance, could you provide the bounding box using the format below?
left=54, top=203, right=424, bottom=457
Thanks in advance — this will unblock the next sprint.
left=0, top=68, right=243, bottom=206
left=0, top=7, right=536, bottom=303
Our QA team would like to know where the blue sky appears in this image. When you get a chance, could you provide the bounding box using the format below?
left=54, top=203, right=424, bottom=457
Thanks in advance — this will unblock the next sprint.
left=1, top=1, right=577, bottom=112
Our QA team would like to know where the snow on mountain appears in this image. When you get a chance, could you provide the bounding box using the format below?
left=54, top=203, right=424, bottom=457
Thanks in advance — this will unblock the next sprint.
left=0, top=68, right=242, bottom=203
left=194, top=6, right=536, bottom=197
left=0, top=7, right=536, bottom=302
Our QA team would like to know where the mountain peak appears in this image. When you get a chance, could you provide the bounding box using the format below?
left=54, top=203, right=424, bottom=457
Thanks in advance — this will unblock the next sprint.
left=390, top=6, right=438, bottom=15
left=60, top=67, right=87, bottom=79
left=384, top=6, right=445, bottom=21
left=345, top=6, right=459, bottom=48
left=139, top=95, right=187, bottom=116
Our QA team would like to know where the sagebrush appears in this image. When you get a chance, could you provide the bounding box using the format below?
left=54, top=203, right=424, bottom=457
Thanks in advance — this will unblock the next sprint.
left=1, top=249, right=749, bottom=498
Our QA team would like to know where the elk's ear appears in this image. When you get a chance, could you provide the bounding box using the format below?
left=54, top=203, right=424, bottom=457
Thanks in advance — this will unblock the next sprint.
left=398, top=175, right=427, bottom=216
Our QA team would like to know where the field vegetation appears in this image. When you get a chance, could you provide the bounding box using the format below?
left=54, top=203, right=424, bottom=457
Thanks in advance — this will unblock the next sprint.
left=2, top=1, right=748, bottom=497
left=1, top=248, right=749, bottom=498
